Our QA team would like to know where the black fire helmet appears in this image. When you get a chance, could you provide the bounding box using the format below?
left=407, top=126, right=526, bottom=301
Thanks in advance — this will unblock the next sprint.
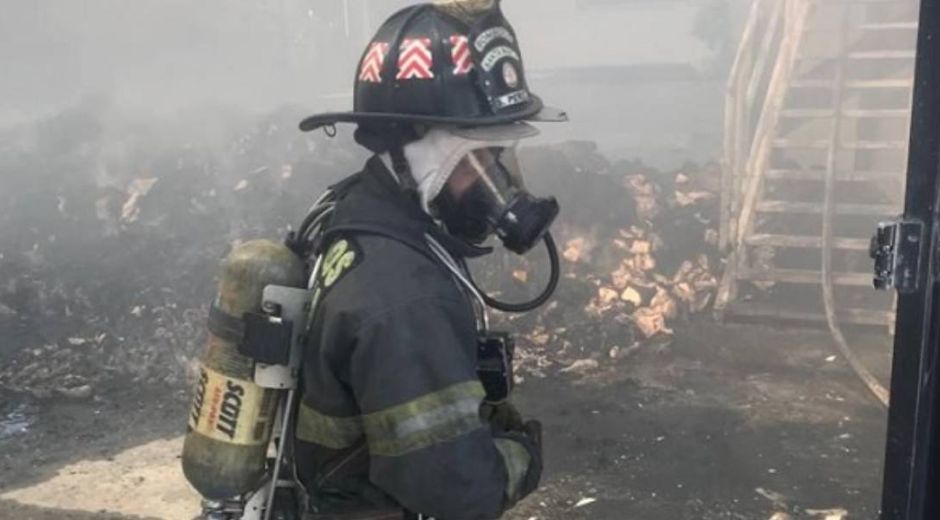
left=298, top=1, right=567, bottom=138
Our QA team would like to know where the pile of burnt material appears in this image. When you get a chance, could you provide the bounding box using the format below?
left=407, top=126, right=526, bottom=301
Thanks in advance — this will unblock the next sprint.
left=474, top=142, right=723, bottom=381
left=0, top=103, right=723, bottom=399
left=0, top=102, right=361, bottom=400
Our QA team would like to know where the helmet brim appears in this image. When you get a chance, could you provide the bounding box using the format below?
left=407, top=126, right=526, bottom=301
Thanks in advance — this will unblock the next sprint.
left=446, top=121, right=539, bottom=142
left=298, top=95, right=567, bottom=133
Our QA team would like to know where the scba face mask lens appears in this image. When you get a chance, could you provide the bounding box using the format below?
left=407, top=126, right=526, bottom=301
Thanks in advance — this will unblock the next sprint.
left=435, top=147, right=559, bottom=254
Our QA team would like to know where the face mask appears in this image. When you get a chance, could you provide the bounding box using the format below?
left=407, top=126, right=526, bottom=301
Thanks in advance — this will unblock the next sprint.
left=433, top=147, right=559, bottom=254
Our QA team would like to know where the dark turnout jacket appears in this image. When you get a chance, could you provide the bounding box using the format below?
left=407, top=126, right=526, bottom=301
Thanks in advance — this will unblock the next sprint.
left=294, top=157, right=539, bottom=519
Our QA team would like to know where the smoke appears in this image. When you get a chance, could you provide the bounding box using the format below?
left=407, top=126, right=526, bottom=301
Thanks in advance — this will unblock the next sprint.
left=0, top=5, right=904, bottom=517
left=0, top=1, right=350, bottom=124
left=0, top=1, right=747, bottom=164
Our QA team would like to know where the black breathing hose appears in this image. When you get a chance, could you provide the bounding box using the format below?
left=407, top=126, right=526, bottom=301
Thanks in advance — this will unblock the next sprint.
left=297, top=190, right=561, bottom=314
left=470, top=232, right=561, bottom=313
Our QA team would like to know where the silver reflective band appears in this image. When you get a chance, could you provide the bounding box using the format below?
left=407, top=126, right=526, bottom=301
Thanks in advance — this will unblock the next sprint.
left=362, top=381, right=486, bottom=456
left=481, top=46, right=520, bottom=72
left=394, top=397, right=481, bottom=438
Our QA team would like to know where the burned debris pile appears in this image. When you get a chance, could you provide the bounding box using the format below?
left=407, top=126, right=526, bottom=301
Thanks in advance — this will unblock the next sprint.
left=0, top=106, right=722, bottom=400
left=0, top=104, right=359, bottom=400
left=485, top=142, right=724, bottom=381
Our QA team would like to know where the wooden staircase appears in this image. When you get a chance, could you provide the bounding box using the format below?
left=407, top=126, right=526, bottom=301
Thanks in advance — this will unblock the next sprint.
left=716, top=0, right=918, bottom=327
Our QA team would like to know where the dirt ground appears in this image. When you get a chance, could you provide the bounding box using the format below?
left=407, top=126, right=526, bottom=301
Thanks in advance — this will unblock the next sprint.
left=0, top=319, right=891, bottom=520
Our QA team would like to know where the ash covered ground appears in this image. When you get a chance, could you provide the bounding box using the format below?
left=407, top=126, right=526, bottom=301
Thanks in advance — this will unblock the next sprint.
left=0, top=103, right=890, bottom=519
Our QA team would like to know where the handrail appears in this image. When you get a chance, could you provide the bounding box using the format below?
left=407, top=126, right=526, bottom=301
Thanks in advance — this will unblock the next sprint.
left=720, top=0, right=766, bottom=250
left=734, top=0, right=813, bottom=247
left=720, top=0, right=811, bottom=251
left=716, top=0, right=814, bottom=316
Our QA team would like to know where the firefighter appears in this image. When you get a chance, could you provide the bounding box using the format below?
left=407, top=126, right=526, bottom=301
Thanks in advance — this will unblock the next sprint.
left=293, top=2, right=567, bottom=518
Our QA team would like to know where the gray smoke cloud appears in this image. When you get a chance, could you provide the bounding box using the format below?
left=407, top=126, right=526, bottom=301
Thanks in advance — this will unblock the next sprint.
left=0, top=0, right=746, bottom=165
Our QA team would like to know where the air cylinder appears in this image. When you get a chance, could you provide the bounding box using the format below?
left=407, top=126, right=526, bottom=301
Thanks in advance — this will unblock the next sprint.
left=182, top=240, right=305, bottom=499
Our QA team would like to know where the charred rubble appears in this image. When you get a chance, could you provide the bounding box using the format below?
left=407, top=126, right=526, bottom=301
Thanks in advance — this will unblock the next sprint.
left=481, top=142, right=723, bottom=381
left=0, top=104, right=722, bottom=401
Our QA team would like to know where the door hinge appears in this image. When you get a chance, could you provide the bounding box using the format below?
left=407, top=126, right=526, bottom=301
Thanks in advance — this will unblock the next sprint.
left=870, top=218, right=925, bottom=293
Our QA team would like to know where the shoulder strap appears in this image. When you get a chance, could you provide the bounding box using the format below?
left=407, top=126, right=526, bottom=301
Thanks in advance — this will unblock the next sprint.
left=322, top=223, right=439, bottom=265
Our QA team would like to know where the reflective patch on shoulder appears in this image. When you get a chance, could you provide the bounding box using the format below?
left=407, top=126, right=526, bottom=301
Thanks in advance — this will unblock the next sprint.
left=320, top=238, right=362, bottom=289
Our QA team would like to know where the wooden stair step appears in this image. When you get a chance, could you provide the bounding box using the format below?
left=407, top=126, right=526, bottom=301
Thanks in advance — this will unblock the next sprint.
left=745, top=233, right=871, bottom=250
left=846, top=79, right=914, bottom=89
left=780, top=108, right=909, bottom=118
left=832, top=0, right=918, bottom=3
left=766, top=169, right=902, bottom=181
left=818, top=0, right=918, bottom=4
left=844, top=141, right=909, bottom=150
left=848, top=50, right=917, bottom=60
left=757, top=200, right=897, bottom=215
left=790, top=78, right=913, bottom=89
left=790, top=79, right=836, bottom=88
left=773, top=139, right=834, bottom=149
left=843, top=108, right=910, bottom=118
left=738, top=268, right=874, bottom=287
left=780, top=109, right=834, bottom=118
left=773, top=139, right=908, bottom=149
left=819, top=0, right=918, bottom=4
left=858, top=22, right=918, bottom=31
left=726, top=301, right=892, bottom=326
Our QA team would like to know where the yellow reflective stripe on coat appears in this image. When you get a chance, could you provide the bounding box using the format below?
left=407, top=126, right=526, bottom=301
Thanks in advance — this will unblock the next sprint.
left=295, top=401, right=364, bottom=450
left=494, top=438, right=531, bottom=505
left=363, top=381, right=487, bottom=457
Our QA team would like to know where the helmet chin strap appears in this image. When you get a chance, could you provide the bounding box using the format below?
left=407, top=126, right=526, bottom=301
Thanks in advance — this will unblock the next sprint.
left=388, top=143, right=417, bottom=191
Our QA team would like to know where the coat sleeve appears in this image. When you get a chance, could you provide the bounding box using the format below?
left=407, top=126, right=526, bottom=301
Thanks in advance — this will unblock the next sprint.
left=348, top=294, right=538, bottom=519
